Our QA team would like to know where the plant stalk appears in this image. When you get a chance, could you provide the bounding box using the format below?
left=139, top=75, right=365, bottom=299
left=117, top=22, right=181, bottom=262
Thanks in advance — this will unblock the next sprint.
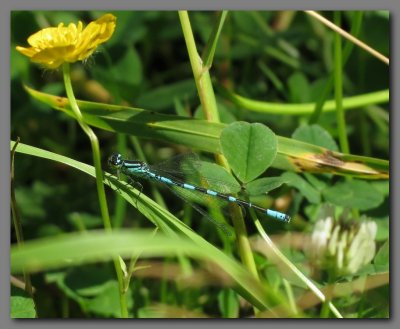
left=62, top=63, right=128, bottom=318
left=178, top=10, right=260, bottom=282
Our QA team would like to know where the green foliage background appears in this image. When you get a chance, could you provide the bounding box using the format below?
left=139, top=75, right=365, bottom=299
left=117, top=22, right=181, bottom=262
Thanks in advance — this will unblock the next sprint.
left=10, top=11, right=389, bottom=318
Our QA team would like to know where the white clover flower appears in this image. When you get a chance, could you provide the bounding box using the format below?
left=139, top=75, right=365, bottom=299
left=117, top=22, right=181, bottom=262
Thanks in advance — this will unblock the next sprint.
left=308, top=207, right=377, bottom=277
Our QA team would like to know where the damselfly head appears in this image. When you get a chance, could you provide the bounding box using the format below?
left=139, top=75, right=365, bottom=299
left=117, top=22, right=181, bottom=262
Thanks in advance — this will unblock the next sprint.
left=108, top=153, right=123, bottom=169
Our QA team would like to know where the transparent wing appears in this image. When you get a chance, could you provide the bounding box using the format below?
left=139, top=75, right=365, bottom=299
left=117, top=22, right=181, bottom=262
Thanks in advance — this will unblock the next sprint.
left=149, top=153, right=242, bottom=195
left=162, top=182, right=233, bottom=237
left=150, top=153, right=201, bottom=179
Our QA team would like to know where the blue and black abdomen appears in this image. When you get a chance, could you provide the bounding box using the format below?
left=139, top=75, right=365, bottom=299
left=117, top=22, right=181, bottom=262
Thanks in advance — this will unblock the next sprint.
left=145, top=169, right=291, bottom=223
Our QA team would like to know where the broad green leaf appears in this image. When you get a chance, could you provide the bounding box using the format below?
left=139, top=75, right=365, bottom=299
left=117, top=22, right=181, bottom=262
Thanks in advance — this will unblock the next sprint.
left=303, top=173, right=329, bottom=191
left=136, top=79, right=197, bottom=111
left=59, top=265, right=115, bottom=297
left=322, top=180, right=384, bottom=211
left=218, top=288, right=239, bottom=318
left=45, top=271, right=86, bottom=307
left=288, top=72, right=310, bottom=103
left=10, top=286, right=36, bottom=318
left=107, top=12, right=148, bottom=45
left=246, top=177, right=287, bottom=196
left=45, top=268, right=129, bottom=316
left=373, top=240, right=389, bottom=272
left=112, top=46, right=142, bottom=85
left=220, top=122, right=277, bottom=183
left=280, top=172, right=321, bottom=204
left=15, top=181, right=54, bottom=221
left=292, top=124, right=339, bottom=151
left=370, top=181, right=389, bottom=197
left=375, top=217, right=389, bottom=241
left=86, top=280, right=133, bottom=317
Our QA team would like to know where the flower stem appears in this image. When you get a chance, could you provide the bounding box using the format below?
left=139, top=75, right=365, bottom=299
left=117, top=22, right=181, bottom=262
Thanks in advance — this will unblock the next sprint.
left=11, top=137, right=35, bottom=308
left=178, top=11, right=221, bottom=123
left=178, top=10, right=260, bottom=294
left=333, top=13, right=359, bottom=219
left=62, top=63, right=128, bottom=318
left=334, top=12, right=350, bottom=155
left=320, top=272, right=334, bottom=318
left=178, top=8, right=259, bottom=273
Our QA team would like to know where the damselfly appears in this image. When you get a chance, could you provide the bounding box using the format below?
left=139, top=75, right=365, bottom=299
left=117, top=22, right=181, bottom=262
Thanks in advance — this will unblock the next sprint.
left=108, top=153, right=291, bottom=236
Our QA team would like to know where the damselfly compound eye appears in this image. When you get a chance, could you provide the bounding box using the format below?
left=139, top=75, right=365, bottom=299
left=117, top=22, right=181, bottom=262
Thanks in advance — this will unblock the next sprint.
left=108, top=153, right=123, bottom=168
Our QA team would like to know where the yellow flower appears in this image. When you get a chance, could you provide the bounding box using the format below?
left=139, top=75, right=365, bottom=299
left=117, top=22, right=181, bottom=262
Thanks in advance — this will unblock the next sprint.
left=16, top=13, right=116, bottom=69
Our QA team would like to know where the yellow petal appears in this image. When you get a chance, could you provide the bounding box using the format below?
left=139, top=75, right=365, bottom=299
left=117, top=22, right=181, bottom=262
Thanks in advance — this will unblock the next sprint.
left=15, top=13, right=116, bottom=69
left=77, top=14, right=116, bottom=56
left=15, top=46, right=38, bottom=58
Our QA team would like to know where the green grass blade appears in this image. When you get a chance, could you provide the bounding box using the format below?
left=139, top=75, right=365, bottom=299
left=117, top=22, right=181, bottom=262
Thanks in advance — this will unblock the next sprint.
left=10, top=140, right=197, bottom=238
left=201, top=11, right=228, bottom=68
left=10, top=230, right=291, bottom=315
left=10, top=229, right=296, bottom=315
left=9, top=140, right=294, bottom=314
left=24, top=87, right=389, bottom=179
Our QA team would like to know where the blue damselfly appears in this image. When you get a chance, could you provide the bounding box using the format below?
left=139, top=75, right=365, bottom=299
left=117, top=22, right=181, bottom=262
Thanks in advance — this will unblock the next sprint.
left=108, top=153, right=291, bottom=236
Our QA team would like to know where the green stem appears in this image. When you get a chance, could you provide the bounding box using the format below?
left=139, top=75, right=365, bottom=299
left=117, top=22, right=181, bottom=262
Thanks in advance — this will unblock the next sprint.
left=251, top=212, right=343, bottom=318
left=319, top=272, right=334, bottom=318
left=309, top=11, right=363, bottom=124
left=178, top=11, right=260, bottom=283
left=320, top=298, right=331, bottom=318
left=62, top=63, right=128, bottom=318
left=218, top=86, right=388, bottom=116
left=282, top=278, right=298, bottom=316
left=179, top=11, right=220, bottom=123
left=113, top=134, right=128, bottom=228
left=334, top=12, right=350, bottom=154
left=61, top=295, right=69, bottom=318
left=103, top=47, right=128, bottom=229
left=333, top=13, right=358, bottom=218
left=10, top=138, right=35, bottom=304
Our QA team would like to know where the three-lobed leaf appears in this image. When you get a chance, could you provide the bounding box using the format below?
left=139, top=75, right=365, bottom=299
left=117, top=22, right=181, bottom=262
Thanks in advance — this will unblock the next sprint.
left=220, top=122, right=277, bottom=183
left=292, top=124, right=339, bottom=151
left=322, top=180, right=384, bottom=211
left=280, top=172, right=321, bottom=204
left=10, top=287, right=36, bottom=318
left=246, top=177, right=287, bottom=196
